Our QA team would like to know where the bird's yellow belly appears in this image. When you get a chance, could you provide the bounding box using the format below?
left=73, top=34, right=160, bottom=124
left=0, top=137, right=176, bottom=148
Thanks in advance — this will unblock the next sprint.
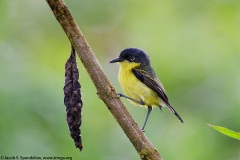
left=118, top=67, right=160, bottom=108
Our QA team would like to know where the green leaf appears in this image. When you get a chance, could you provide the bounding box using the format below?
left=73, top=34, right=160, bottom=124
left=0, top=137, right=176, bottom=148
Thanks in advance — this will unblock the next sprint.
left=208, top=124, right=240, bottom=140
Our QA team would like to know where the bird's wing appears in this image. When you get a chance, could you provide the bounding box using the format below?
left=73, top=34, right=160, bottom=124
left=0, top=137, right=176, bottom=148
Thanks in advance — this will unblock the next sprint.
left=132, top=68, right=184, bottom=123
left=132, top=68, right=169, bottom=104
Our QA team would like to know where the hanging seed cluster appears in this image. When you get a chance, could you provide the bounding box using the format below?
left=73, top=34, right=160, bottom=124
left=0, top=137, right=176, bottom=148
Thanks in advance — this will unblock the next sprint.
left=64, top=46, right=83, bottom=151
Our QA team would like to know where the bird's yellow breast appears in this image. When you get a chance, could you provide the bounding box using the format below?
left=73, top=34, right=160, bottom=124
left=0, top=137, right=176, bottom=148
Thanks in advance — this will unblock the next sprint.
left=118, top=61, right=160, bottom=108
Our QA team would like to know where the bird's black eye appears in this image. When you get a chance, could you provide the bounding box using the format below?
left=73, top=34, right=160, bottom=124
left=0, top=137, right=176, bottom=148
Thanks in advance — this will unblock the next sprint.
left=129, top=56, right=135, bottom=62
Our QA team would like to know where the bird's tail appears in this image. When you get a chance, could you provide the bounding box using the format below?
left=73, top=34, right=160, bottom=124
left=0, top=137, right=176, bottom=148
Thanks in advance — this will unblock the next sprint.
left=165, top=103, right=184, bottom=123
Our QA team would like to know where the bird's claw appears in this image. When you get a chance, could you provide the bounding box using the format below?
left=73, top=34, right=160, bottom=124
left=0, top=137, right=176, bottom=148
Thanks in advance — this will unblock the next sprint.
left=159, top=106, right=162, bottom=112
left=117, top=93, right=123, bottom=98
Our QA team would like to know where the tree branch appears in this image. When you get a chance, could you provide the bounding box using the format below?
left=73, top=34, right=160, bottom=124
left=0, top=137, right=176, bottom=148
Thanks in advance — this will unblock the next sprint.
left=46, top=0, right=162, bottom=159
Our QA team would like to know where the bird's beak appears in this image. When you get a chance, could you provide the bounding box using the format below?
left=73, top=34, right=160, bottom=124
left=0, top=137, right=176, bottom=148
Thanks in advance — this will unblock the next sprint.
left=109, top=57, right=124, bottom=63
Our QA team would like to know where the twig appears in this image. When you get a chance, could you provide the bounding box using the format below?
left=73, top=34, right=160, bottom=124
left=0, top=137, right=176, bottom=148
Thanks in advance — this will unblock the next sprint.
left=46, top=0, right=162, bottom=159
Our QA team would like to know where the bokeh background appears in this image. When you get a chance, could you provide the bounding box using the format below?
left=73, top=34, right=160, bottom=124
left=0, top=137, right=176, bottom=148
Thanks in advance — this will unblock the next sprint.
left=0, top=0, right=240, bottom=159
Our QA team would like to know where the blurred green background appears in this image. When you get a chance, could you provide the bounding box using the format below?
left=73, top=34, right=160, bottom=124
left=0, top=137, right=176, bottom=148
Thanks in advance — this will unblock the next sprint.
left=0, top=0, right=240, bottom=159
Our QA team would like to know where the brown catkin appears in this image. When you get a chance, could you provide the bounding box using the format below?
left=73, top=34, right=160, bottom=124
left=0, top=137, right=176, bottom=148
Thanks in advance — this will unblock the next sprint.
left=64, top=46, right=83, bottom=151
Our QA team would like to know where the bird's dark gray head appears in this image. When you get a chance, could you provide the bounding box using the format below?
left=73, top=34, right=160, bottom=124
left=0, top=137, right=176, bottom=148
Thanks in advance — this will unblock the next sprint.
left=110, top=48, right=150, bottom=65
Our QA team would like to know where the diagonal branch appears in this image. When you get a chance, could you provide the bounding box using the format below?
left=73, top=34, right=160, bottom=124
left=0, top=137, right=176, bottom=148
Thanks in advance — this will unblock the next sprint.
left=46, top=0, right=162, bottom=159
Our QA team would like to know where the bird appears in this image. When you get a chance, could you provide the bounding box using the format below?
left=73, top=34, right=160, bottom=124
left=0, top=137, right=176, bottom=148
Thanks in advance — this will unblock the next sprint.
left=109, top=48, right=183, bottom=131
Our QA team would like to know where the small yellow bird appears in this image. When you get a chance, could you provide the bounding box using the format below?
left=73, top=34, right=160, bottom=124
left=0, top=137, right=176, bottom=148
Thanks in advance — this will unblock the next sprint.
left=110, top=48, right=183, bottom=131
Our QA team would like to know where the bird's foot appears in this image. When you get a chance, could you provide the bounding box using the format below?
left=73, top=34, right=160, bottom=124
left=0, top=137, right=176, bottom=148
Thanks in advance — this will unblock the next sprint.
left=159, top=106, right=163, bottom=112
left=117, top=93, right=145, bottom=105
left=117, top=93, right=124, bottom=98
